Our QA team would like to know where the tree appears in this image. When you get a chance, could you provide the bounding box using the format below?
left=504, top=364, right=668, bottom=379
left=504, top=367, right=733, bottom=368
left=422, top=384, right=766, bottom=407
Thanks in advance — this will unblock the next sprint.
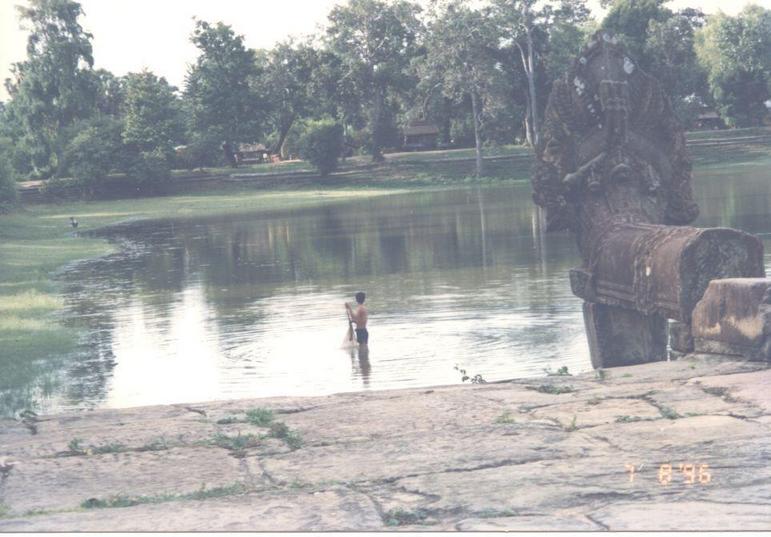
left=0, top=138, right=19, bottom=211
left=3, top=0, right=95, bottom=178
left=490, top=0, right=590, bottom=147
left=695, top=5, right=771, bottom=127
left=89, top=69, right=126, bottom=118
left=123, top=71, right=182, bottom=154
left=601, top=0, right=671, bottom=69
left=185, top=20, right=261, bottom=147
left=645, top=9, right=709, bottom=125
left=260, top=41, right=317, bottom=158
left=326, top=0, right=423, bottom=161
left=418, top=3, right=502, bottom=176
left=122, top=71, right=184, bottom=189
left=62, top=116, right=123, bottom=197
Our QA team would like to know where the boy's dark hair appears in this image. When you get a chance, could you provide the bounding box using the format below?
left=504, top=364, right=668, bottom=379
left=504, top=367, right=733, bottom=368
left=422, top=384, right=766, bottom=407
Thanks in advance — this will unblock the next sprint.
left=355, top=292, right=366, bottom=304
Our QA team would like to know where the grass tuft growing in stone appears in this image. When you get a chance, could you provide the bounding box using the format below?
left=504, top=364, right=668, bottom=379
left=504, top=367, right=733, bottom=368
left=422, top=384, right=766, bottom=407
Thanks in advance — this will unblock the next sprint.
left=528, top=384, right=576, bottom=395
left=91, top=442, right=127, bottom=455
left=615, top=415, right=646, bottom=423
left=137, top=437, right=169, bottom=452
left=384, top=507, right=432, bottom=526
left=215, top=416, right=241, bottom=425
left=269, top=421, right=303, bottom=450
left=212, top=432, right=260, bottom=454
left=80, top=483, right=247, bottom=510
left=701, top=386, right=738, bottom=402
left=658, top=405, right=682, bottom=420
left=476, top=508, right=517, bottom=519
left=64, top=438, right=127, bottom=456
left=544, top=366, right=571, bottom=376
left=246, top=408, right=274, bottom=427
left=67, top=438, right=85, bottom=455
left=495, top=410, right=516, bottom=424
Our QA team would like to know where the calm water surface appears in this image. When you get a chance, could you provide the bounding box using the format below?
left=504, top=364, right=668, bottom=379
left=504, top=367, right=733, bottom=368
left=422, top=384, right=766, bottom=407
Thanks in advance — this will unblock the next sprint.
left=12, top=163, right=771, bottom=414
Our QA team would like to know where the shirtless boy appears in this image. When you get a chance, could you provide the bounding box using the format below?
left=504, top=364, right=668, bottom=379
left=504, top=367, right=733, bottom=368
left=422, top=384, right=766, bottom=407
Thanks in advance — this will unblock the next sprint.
left=345, top=292, right=369, bottom=347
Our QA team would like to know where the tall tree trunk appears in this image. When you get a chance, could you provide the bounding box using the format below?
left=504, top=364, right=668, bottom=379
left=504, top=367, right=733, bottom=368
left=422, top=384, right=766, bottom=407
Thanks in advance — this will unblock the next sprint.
left=441, top=96, right=452, bottom=145
left=516, top=14, right=540, bottom=148
left=371, top=83, right=385, bottom=162
left=471, top=89, right=484, bottom=178
left=273, top=113, right=296, bottom=159
left=525, top=25, right=540, bottom=147
left=523, top=103, right=534, bottom=147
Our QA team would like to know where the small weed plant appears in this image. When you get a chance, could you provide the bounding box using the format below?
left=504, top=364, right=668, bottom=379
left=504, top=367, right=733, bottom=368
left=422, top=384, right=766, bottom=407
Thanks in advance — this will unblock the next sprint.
left=454, top=364, right=487, bottom=384
left=246, top=408, right=274, bottom=427
left=269, top=422, right=302, bottom=450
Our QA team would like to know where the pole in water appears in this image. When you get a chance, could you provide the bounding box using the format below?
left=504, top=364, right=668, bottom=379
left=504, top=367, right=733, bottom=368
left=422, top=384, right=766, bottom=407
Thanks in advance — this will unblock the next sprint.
left=342, top=308, right=357, bottom=349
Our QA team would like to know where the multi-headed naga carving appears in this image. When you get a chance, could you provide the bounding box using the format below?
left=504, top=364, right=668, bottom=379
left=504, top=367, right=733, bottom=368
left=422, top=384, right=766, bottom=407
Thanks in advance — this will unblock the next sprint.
left=532, top=32, right=767, bottom=367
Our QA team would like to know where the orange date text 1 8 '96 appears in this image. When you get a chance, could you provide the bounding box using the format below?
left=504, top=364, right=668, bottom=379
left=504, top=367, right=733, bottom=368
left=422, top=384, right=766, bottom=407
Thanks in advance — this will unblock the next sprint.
left=624, top=464, right=712, bottom=485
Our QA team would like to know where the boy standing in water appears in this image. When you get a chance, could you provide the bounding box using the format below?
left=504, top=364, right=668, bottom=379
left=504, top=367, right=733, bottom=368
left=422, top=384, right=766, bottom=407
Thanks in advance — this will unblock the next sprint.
left=345, top=292, right=369, bottom=348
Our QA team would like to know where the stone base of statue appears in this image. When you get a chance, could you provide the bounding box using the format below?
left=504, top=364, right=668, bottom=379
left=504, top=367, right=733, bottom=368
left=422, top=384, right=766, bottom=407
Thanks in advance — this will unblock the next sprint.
left=569, top=223, right=765, bottom=368
left=691, top=278, right=771, bottom=362
left=583, top=302, right=668, bottom=368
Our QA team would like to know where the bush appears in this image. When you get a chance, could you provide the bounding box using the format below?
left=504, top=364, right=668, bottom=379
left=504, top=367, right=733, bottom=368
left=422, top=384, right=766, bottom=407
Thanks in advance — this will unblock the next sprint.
left=128, top=148, right=172, bottom=193
left=63, top=118, right=123, bottom=197
left=0, top=139, right=18, bottom=212
left=174, top=133, right=224, bottom=170
left=298, top=120, right=344, bottom=176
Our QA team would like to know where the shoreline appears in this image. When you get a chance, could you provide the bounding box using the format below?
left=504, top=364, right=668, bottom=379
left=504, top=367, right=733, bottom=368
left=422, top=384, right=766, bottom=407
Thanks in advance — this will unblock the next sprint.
left=1, top=353, right=769, bottom=531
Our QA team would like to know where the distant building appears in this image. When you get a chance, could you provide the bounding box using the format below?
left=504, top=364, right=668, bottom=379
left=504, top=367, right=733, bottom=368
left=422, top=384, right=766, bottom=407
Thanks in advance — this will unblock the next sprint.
left=692, top=109, right=725, bottom=130
left=402, top=120, right=439, bottom=151
left=236, top=143, right=271, bottom=164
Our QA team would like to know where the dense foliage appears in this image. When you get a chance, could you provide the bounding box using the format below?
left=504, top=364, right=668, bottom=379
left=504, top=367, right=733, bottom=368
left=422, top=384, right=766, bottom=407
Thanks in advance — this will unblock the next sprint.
left=0, top=139, right=18, bottom=211
left=1, top=0, right=769, bottom=200
left=298, top=120, right=345, bottom=176
left=695, top=5, right=771, bottom=127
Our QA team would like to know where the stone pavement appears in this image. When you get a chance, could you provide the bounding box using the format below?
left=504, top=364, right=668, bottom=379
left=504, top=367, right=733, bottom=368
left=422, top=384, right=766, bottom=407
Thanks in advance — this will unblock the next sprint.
left=0, top=354, right=769, bottom=531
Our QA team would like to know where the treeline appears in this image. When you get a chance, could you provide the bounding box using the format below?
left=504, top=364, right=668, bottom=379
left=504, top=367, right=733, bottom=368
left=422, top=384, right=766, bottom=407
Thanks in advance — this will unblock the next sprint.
left=0, top=0, right=769, bottom=205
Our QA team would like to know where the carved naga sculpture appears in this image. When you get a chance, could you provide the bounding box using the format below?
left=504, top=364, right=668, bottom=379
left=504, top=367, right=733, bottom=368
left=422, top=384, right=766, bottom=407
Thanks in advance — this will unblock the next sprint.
left=533, top=32, right=766, bottom=368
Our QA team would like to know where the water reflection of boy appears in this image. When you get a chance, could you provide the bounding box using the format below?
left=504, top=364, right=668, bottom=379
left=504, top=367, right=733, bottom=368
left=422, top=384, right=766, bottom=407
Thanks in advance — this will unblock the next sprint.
left=345, top=292, right=369, bottom=347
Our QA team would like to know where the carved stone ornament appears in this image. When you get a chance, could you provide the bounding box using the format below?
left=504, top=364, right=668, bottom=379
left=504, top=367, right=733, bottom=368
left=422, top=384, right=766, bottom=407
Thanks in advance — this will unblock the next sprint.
left=532, top=31, right=766, bottom=368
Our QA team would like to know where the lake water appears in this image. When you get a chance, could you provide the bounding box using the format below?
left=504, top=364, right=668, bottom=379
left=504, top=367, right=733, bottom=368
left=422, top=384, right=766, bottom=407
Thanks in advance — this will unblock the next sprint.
left=13, top=162, right=771, bottom=414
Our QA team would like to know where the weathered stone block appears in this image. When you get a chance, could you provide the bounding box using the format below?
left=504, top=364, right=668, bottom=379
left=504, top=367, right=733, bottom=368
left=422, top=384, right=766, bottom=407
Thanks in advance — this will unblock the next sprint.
left=668, top=320, right=693, bottom=353
left=572, top=225, right=765, bottom=323
left=691, top=278, right=771, bottom=361
left=583, top=302, right=667, bottom=369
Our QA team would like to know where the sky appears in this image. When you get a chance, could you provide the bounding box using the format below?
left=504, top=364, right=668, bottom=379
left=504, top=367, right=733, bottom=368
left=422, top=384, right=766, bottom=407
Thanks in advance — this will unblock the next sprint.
left=1, top=0, right=769, bottom=101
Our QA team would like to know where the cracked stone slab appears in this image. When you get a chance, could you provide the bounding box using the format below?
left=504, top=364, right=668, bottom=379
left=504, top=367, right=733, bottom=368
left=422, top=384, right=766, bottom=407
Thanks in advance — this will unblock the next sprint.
left=0, top=446, right=253, bottom=514
left=0, top=488, right=383, bottom=531
left=644, top=383, right=761, bottom=417
left=580, top=415, right=764, bottom=452
left=688, top=368, right=771, bottom=413
left=1, top=410, right=220, bottom=460
left=257, top=424, right=579, bottom=485
left=383, top=442, right=769, bottom=518
left=456, top=514, right=603, bottom=531
left=1, top=354, right=769, bottom=531
left=588, top=501, right=771, bottom=530
left=530, top=397, right=660, bottom=428
left=384, top=457, right=658, bottom=515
